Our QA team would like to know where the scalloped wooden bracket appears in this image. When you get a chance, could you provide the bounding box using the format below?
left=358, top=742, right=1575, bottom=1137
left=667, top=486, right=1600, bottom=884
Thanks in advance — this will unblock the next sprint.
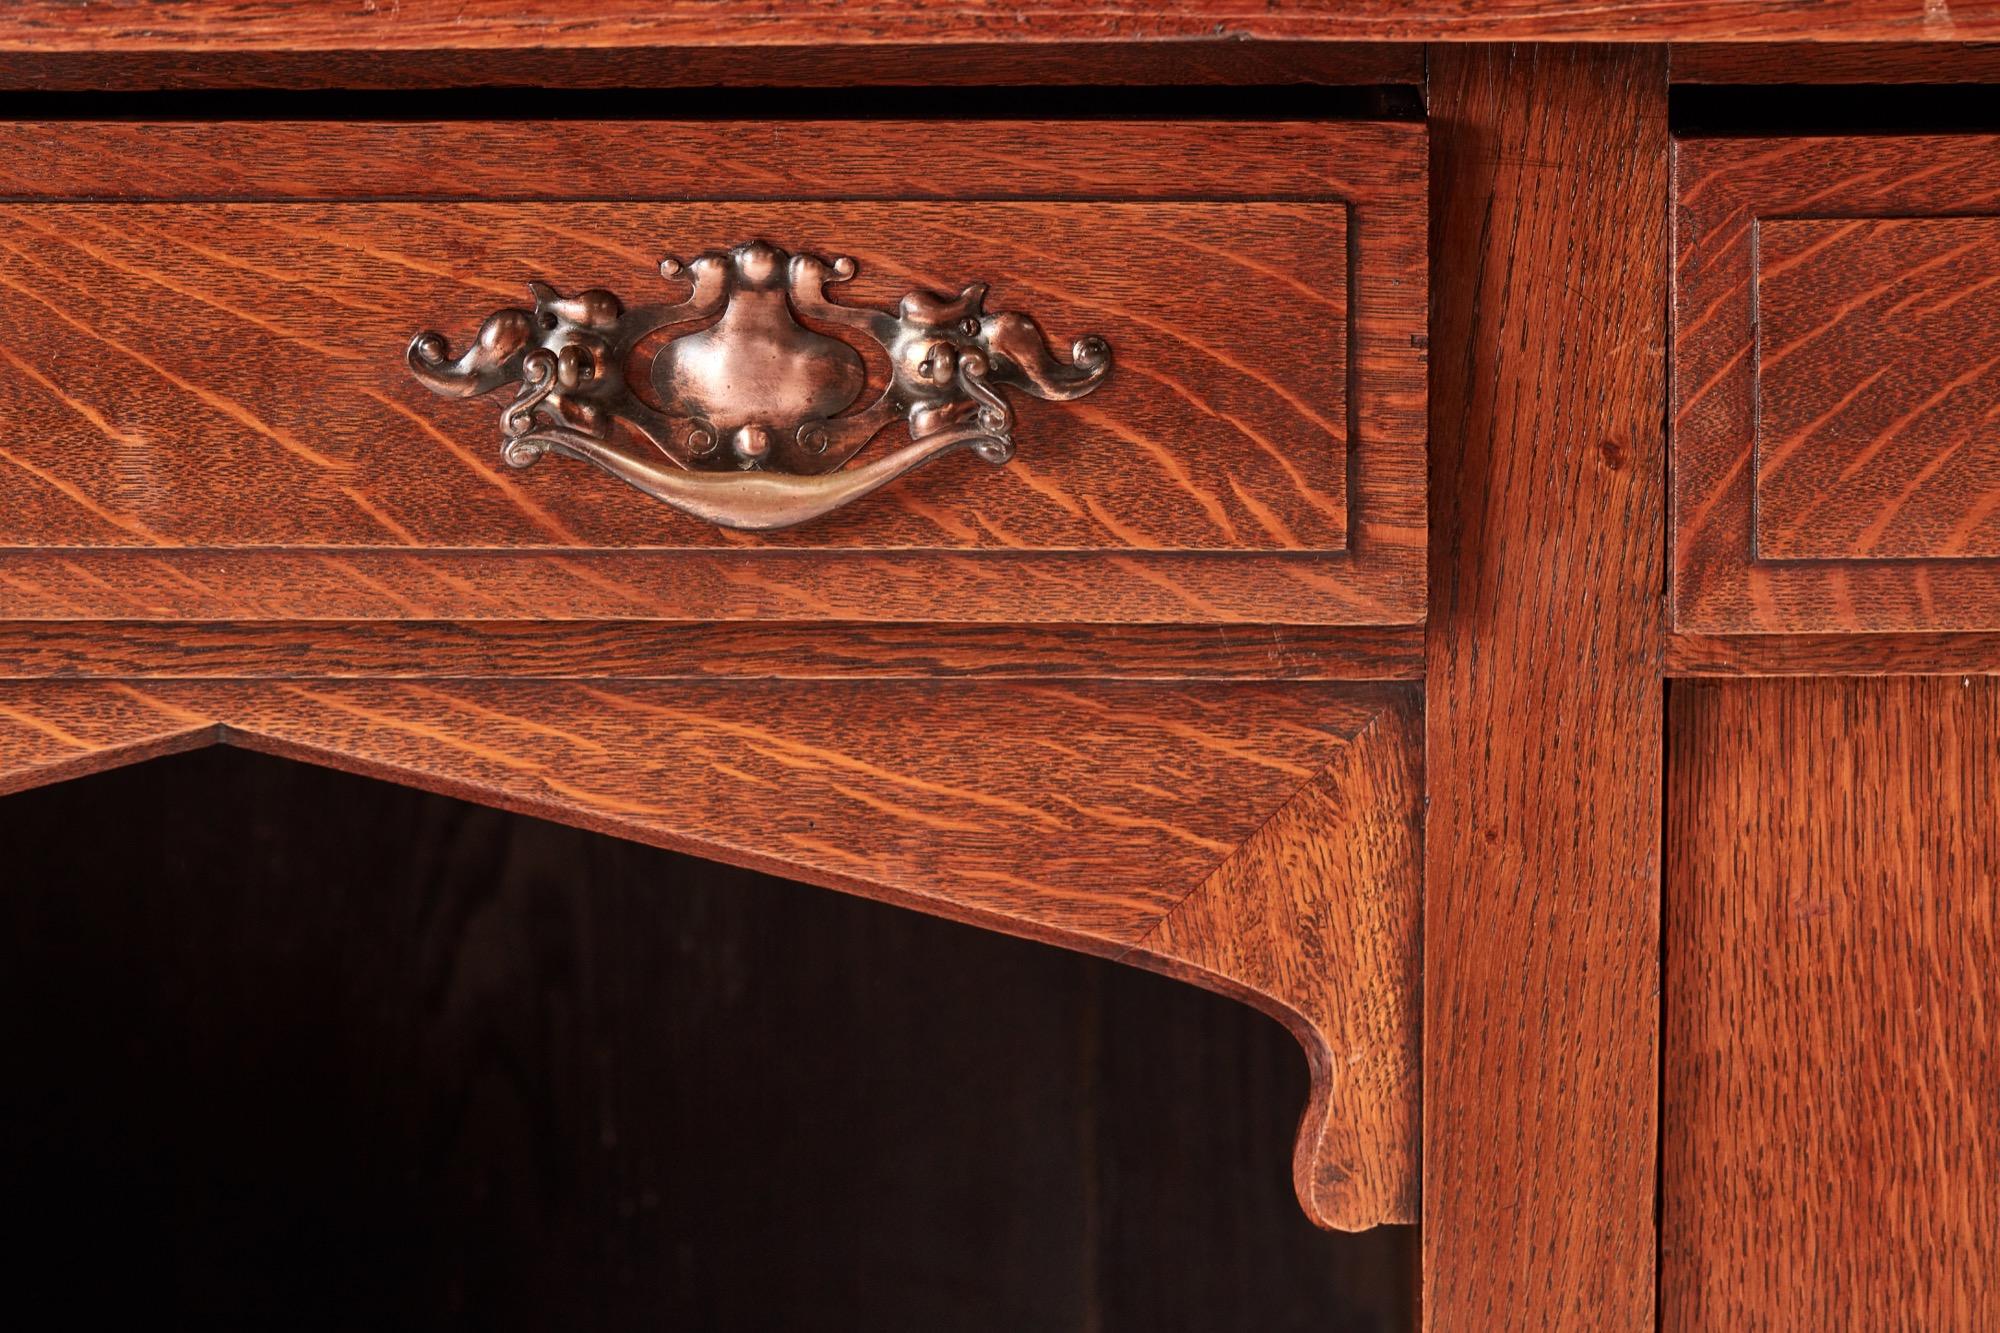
left=1128, top=694, right=1420, bottom=1230
left=0, top=676, right=1419, bottom=1231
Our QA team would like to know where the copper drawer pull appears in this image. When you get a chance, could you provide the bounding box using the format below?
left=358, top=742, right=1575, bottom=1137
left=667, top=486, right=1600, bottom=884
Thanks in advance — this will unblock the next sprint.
left=406, top=240, right=1111, bottom=532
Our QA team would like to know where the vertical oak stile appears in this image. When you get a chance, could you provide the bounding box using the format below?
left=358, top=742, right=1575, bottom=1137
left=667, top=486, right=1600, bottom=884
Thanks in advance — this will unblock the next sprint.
left=1425, top=44, right=1669, bottom=1330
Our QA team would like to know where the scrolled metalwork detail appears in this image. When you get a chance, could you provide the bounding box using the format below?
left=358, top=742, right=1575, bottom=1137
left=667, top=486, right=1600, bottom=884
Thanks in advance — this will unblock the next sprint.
left=406, top=240, right=1111, bottom=531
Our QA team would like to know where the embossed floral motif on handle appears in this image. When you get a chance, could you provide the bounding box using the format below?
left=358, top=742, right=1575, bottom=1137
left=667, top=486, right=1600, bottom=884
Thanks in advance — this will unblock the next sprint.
left=406, top=240, right=1111, bottom=531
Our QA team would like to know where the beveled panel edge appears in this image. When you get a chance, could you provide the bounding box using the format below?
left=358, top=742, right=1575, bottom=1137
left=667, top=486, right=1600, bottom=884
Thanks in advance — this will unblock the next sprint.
left=1672, top=132, right=2000, bottom=635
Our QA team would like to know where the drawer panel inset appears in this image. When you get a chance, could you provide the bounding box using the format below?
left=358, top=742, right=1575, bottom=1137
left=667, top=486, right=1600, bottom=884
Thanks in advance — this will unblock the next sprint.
left=1755, top=215, right=2000, bottom=563
left=0, top=119, right=1427, bottom=626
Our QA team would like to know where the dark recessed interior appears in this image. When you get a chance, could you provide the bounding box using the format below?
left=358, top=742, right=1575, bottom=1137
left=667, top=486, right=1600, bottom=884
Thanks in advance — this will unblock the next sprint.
left=0, top=746, right=1412, bottom=1332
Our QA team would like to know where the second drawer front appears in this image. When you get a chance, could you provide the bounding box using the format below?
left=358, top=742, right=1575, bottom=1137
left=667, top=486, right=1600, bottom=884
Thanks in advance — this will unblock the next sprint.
left=0, top=119, right=1426, bottom=625
left=1674, top=133, right=2000, bottom=633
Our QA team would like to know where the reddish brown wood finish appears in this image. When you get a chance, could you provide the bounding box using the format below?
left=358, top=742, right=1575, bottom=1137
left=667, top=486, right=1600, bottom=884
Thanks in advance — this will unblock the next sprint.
left=1426, top=45, right=1666, bottom=1328
left=0, top=119, right=1426, bottom=627
left=0, top=676, right=1420, bottom=1231
left=0, top=0, right=1988, bottom=47
left=1668, top=629, right=2000, bottom=675
left=1755, top=217, right=2000, bottom=561
left=1665, top=678, right=2000, bottom=1327
left=4, top=204, right=1345, bottom=550
left=1674, top=134, right=2000, bottom=632
left=0, top=621, right=1426, bottom=681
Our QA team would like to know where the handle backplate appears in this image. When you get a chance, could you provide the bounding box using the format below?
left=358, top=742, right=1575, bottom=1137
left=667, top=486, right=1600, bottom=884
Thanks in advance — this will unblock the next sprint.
left=407, top=240, right=1110, bottom=531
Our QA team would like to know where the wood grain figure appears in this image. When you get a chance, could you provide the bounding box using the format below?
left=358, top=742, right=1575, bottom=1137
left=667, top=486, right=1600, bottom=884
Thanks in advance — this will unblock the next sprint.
left=0, top=0, right=1989, bottom=48
left=0, top=119, right=1425, bottom=626
left=1425, top=44, right=1667, bottom=1330
left=1674, top=134, right=2000, bottom=632
left=1665, top=678, right=2000, bottom=1328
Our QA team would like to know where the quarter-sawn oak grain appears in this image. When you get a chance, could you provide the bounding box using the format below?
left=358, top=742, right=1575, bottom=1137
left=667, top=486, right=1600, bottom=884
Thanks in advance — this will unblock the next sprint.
left=1754, top=216, right=2000, bottom=562
left=0, top=119, right=1426, bottom=627
left=1665, top=678, right=2000, bottom=1328
left=0, top=621, right=1427, bottom=682
left=1674, top=134, right=2000, bottom=632
left=1426, top=45, right=1667, bottom=1331
left=0, top=676, right=1421, bottom=1231
left=1144, top=691, right=1421, bottom=1229
left=1, top=203, right=1350, bottom=552
left=0, top=0, right=1988, bottom=47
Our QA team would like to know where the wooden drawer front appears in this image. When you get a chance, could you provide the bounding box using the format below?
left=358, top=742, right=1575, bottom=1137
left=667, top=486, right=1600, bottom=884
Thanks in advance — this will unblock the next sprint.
left=1674, top=135, right=2000, bottom=632
left=0, top=120, right=1425, bottom=625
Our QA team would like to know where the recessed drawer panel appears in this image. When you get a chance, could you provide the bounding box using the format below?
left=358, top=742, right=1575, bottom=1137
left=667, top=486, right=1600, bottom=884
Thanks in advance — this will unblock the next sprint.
left=1674, top=134, right=2000, bottom=633
left=0, top=120, right=1426, bottom=625
left=1755, top=215, right=2000, bottom=563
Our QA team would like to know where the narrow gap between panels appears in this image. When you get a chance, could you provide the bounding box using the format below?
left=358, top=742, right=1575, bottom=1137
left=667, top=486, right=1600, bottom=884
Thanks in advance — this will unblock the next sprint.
left=0, top=85, right=1426, bottom=124
left=1672, top=84, right=2000, bottom=136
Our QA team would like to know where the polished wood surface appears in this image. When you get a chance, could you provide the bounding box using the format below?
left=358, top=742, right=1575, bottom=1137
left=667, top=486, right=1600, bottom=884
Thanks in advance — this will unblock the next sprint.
left=4, top=203, right=1347, bottom=548
left=15, top=26, right=2000, bottom=1327
left=1668, top=629, right=2000, bottom=676
left=0, top=119, right=1426, bottom=626
left=1, top=746, right=1415, bottom=1331
left=1665, top=678, right=2000, bottom=1328
left=0, top=677, right=1421, bottom=1230
left=1754, top=216, right=2000, bottom=561
left=0, top=0, right=1989, bottom=48
left=0, top=621, right=1426, bottom=681
left=1145, top=695, right=1421, bottom=1228
left=1425, top=45, right=1666, bottom=1329
left=0, top=42, right=1428, bottom=91
left=1674, top=134, right=2000, bottom=632
left=0, top=119, right=1417, bottom=201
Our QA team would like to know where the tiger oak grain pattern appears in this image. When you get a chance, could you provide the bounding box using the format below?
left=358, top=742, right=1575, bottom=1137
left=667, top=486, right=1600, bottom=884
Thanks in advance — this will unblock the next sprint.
left=0, top=621, right=1426, bottom=681
left=0, top=0, right=1985, bottom=47
left=0, top=119, right=1416, bottom=203
left=1755, top=217, right=2000, bottom=561
left=0, top=202, right=1348, bottom=552
left=0, top=677, right=1422, bottom=1230
left=1139, top=691, right=1420, bottom=1229
left=1675, top=134, right=2000, bottom=632
left=1664, top=679, right=2000, bottom=1328
left=1427, top=46, right=1666, bottom=1329
left=0, top=119, right=1426, bottom=626
left=0, top=679, right=1339, bottom=942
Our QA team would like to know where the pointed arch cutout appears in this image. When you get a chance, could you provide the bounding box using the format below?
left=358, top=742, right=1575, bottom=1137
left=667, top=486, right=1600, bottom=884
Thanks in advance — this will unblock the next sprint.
left=0, top=677, right=1417, bottom=1229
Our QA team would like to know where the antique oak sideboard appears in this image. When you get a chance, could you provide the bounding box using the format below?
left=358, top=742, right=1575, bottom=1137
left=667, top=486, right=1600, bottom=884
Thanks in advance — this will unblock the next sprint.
left=2, top=5, right=1998, bottom=1329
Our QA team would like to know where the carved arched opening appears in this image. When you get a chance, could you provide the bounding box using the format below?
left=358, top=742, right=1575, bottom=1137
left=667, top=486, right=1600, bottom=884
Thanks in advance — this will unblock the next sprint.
left=0, top=746, right=1413, bottom=1329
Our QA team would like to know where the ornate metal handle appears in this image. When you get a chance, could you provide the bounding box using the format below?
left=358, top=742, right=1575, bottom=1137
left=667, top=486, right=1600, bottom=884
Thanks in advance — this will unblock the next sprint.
left=406, top=240, right=1111, bottom=531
